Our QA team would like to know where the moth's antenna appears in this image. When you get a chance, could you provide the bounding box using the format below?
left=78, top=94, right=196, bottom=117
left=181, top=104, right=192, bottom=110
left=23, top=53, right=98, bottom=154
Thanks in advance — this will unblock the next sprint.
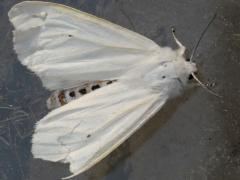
left=189, top=13, right=217, bottom=62
left=191, top=73, right=222, bottom=98
left=188, top=13, right=221, bottom=97
left=171, top=27, right=186, bottom=55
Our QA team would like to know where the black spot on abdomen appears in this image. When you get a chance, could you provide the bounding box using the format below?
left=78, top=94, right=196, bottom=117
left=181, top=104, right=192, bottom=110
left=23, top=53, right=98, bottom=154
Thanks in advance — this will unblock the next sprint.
left=91, top=84, right=100, bottom=90
left=106, top=81, right=113, bottom=84
left=79, top=88, right=87, bottom=95
left=69, top=91, right=75, bottom=97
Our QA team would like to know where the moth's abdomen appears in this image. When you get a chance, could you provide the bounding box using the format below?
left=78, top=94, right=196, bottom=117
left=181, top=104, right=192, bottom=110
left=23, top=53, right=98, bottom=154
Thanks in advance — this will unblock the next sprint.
left=47, top=80, right=116, bottom=110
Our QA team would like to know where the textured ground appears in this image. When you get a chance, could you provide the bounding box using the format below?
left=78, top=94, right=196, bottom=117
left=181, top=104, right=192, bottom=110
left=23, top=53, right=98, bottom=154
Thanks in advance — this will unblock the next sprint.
left=0, top=0, right=240, bottom=180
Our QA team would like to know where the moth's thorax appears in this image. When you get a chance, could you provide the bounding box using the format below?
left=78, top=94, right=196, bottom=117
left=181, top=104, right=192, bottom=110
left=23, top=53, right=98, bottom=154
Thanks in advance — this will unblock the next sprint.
left=144, top=58, right=197, bottom=98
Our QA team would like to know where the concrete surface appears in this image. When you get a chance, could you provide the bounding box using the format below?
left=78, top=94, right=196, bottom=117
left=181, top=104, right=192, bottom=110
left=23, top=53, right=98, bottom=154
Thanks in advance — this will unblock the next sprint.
left=0, top=0, right=240, bottom=180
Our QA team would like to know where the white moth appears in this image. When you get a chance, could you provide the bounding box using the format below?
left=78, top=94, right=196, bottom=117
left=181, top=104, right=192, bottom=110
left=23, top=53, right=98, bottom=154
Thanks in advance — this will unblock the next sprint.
left=9, top=1, right=199, bottom=179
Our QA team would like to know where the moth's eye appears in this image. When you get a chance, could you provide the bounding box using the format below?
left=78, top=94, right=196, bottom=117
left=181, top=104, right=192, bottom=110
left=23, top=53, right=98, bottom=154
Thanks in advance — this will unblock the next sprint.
left=188, top=74, right=193, bottom=80
left=186, top=58, right=190, bottom=62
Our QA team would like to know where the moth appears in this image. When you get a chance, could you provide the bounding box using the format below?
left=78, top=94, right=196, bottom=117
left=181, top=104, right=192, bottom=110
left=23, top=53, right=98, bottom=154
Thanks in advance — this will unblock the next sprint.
left=8, top=1, right=216, bottom=179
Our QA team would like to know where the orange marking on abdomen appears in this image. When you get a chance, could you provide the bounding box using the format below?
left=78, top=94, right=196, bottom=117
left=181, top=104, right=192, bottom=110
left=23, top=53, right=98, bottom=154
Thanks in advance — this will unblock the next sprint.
left=58, top=91, right=67, bottom=105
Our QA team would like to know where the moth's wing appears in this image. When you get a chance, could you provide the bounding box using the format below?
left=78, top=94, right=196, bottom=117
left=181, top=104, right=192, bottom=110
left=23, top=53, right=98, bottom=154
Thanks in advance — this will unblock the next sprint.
left=32, top=82, right=167, bottom=179
left=8, top=1, right=160, bottom=90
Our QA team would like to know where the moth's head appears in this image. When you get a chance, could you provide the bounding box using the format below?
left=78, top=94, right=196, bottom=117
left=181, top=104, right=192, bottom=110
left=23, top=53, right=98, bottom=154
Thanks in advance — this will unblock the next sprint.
left=173, top=54, right=197, bottom=86
left=174, top=47, right=198, bottom=84
left=157, top=46, right=197, bottom=83
left=172, top=45, right=219, bottom=97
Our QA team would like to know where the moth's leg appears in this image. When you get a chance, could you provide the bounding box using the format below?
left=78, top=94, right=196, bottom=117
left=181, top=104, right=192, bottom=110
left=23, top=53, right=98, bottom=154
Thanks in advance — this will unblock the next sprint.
left=171, top=27, right=186, bottom=55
